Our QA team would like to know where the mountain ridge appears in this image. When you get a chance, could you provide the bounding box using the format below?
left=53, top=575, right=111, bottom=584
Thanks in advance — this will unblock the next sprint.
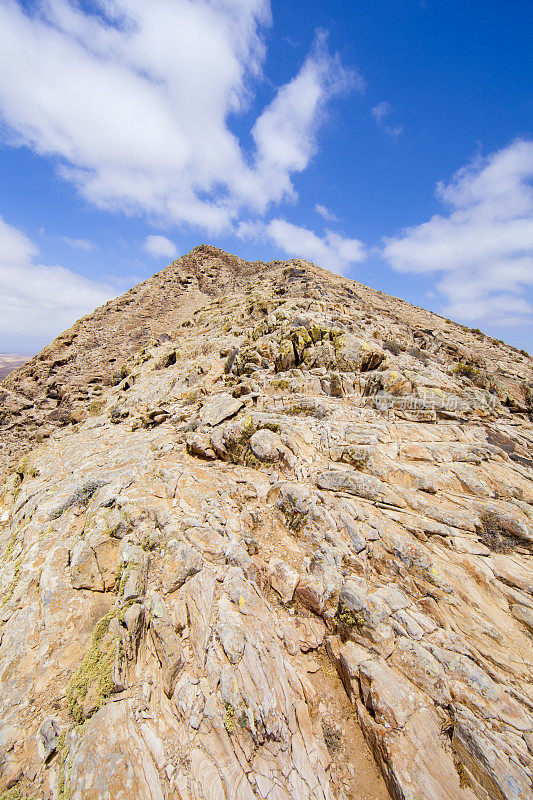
left=0, top=245, right=532, bottom=800
left=1, top=244, right=531, bottom=474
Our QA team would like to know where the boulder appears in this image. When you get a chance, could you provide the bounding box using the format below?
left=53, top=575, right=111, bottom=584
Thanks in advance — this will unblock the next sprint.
left=268, top=558, right=299, bottom=603
left=199, top=392, right=244, bottom=426
left=317, top=469, right=407, bottom=507
left=69, top=541, right=104, bottom=591
left=161, top=541, right=203, bottom=594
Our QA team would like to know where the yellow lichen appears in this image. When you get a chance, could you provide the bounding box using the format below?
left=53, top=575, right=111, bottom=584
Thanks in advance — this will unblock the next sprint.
left=66, top=605, right=128, bottom=723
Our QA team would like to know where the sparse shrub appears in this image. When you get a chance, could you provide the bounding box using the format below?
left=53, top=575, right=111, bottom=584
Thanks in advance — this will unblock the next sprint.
left=110, top=406, right=128, bottom=424
left=322, top=721, right=341, bottom=755
left=453, top=363, right=488, bottom=388
left=87, top=399, right=105, bottom=416
left=407, top=346, right=429, bottom=365
left=383, top=339, right=401, bottom=356
left=479, top=512, right=517, bottom=553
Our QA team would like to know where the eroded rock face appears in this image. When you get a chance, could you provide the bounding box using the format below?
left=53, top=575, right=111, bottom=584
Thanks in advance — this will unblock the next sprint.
left=0, top=247, right=532, bottom=800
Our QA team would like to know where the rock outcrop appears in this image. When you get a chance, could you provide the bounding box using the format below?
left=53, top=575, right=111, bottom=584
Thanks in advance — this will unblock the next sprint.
left=0, top=246, right=531, bottom=800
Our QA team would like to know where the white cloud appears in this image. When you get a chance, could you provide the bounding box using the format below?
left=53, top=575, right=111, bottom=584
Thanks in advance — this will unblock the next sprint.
left=371, top=101, right=390, bottom=123
left=371, top=101, right=403, bottom=137
left=315, top=203, right=339, bottom=222
left=265, top=219, right=366, bottom=273
left=383, top=140, right=533, bottom=325
left=143, top=234, right=178, bottom=260
left=60, top=236, right=95, bottom=250
left=0, top=216, right=115, bottom=345
left=0, top=2, right=357, bottom=234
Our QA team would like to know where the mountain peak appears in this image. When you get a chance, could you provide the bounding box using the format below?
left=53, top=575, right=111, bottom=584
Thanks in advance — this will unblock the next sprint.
left=0, top=247, right=532, bottom=800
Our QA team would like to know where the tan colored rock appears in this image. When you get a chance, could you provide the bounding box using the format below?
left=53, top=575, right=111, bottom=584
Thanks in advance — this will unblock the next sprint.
left=0, top=246, right=531, bottom=800
left=268, top=557, right=299, bottom=603
left=69, top=540, right=104, bottom=591
left=161, top=539, right=202, bottom=593
left=199, top=392, right=244, bottom=426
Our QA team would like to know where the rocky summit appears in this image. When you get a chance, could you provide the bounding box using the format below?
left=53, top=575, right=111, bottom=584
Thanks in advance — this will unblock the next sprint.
left=0, top=245, right=532, bottom=800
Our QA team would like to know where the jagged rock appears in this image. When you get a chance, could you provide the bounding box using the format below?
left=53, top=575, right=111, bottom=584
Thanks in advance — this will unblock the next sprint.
left=185, top=430, right=216, bottom=459
left=390, top=636, right=452, bottom=705
left=199, top=392, right=244, bottom=426
left=512, top=603, right=533, bottom=632
left=118, top=542, right=149, bottom=601
left=317, top=469, right=407, bottom=507
left=36, top=717, right=60, bottom=762
left=161, top=540, right=203, bottom=593
left=452, top=709, right=532, bottom=800
left=356, top=659, right=477, bottom=800
left=337, top=580, right=395, bottom=656
left=149, top=605, right=183, bottom=698
left=60, top=701, right=166, bottom=799
left=0, top=246, right=531, bottom=800
left=69, top=540, right=104, bottom=591
left=268, top=557, right=299, bottom=602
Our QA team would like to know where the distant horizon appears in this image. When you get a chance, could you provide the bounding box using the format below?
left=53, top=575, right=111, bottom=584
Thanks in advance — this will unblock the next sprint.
left=0, top=1, right=531, bottom=353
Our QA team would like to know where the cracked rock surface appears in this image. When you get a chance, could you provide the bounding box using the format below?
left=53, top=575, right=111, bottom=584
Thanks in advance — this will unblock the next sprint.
left=0, top=246, right=532, bottom=800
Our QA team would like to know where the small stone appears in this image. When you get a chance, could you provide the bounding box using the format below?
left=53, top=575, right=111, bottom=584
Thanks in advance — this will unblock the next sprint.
left=37, top=717, right=60, bottom=762
left=268, top=558, right=299, bottom=603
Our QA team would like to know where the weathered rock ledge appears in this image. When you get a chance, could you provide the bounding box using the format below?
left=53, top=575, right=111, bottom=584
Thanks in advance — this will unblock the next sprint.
left=0, top=248, right=531, bottom=799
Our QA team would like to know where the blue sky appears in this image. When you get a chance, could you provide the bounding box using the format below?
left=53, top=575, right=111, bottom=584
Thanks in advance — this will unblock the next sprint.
left=0, top=0, right=532, bottom=353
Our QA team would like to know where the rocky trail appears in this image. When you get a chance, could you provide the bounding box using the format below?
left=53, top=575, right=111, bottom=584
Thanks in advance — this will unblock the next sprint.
left=0, top=246, right=532, bottom=799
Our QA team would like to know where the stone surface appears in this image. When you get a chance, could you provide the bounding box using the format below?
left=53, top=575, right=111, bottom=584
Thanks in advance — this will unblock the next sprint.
left=268, top=557, right=299, bottom=602
left=161, top=540, right=203, bottom=594
left=199, top=392, right=244, bottom=426
left=0, top=246, right=531, bottom=800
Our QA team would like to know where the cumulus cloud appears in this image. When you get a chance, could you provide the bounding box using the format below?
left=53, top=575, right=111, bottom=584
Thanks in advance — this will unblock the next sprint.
left=383, top=140, right=533, bottom=325
left=143, top=234, right=178, bottom=260
left=0, top=216, right=115, bottom=348
left=265, top=219, right=365, bottom=273
left=0, top=1, right=357, bottom=234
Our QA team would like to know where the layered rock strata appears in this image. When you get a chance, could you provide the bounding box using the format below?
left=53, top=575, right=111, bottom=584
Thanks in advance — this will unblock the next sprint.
left=0, top=247, right=532, bottom=799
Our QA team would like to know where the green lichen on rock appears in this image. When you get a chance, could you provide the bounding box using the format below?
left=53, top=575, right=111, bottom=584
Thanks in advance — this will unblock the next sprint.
left=0, top=554, right=23, bottom=608
left=336, top=602, right=365, bottom=629
left=57, top=734, right=73, bottom=800
left=2, top=528, right=19, bottom=562
left=0, top=787, right=24, bottom=800
left=66, top=605, right=128, bottom=723
left=223, top=703, right=235, bottom=733
left=114, top=561, right=133, bottom=595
